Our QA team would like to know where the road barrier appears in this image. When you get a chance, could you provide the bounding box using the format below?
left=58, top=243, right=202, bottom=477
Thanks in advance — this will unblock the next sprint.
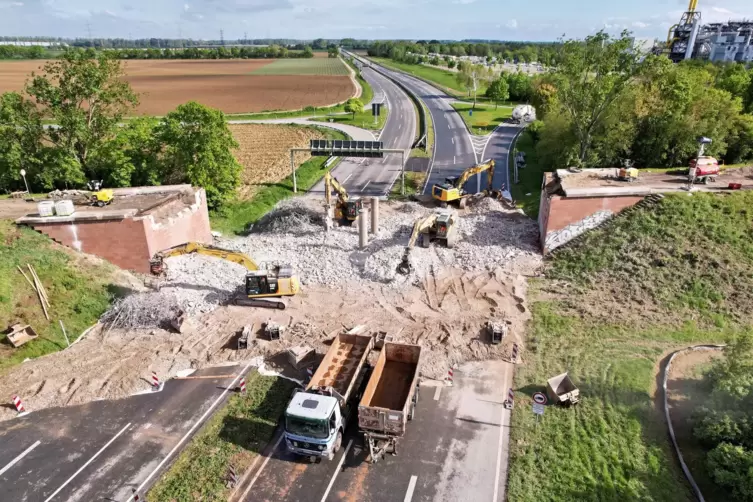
left=504, top=388, right=515, bottom=410
left=238, top=377, right=247, bottom=394
left=227, top=464, right=238, bottom=488
left=131, top=488, right=141, bottom=501
left=12, top=395, right=25, bottom=414
left=511, top=343, right=519, bottom=363
left=306, top=366, right=314, bottom=383
left=446, top=368, right=454, bottom=386
left=151, top=371, right=160, bottom=388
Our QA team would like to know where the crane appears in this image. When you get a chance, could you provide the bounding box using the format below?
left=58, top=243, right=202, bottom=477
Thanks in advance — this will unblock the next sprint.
left=149, top=242, right=300, bottom=309
left=325, top=172, right=363, bottom=226
left=666, top=0, right=702, bottom=62
left=397, top=210, right=459, bottom=274
left=431, top=160, right=498, bottom=208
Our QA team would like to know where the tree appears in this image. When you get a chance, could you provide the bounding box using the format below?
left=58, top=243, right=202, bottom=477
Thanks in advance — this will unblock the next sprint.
left=328, top=46, right=339, bottom=58
left=25, top=51, right=139, bottom=176
left=156, top=102, right=241, bottom=209
left=0, top=92, right=48, bottom=191
left=485, top=78, right=509, bottom=108
left=455, top=63, right=491, bottom=109
left=302, top=46, right=314, bottom=58
left=447, top=59, right=456, bottom=69
left=88, top=116, right=160, bottom=188
left=506, top=72, right=534, bottom=102
left=344, top=98, right=364, bottom=119
left=706, top=443, right=753, bottom=501
left=553, top=31, right=640, bottom=165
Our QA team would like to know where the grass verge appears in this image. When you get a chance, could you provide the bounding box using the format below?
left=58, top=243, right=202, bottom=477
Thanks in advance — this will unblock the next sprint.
left=311, top=107, right=387, bottom=131
left=0, top=221, right=116, bottom=372
left=210, top=128, right=348, bottom=235
left=389, top=171, right=427, bottom=200
left=369, top=57, right=474, bottom=98
left=508, top=191, right=753, bottom=501
left=508, top=131, right=543, bottom=218
left=148, top=373, right=295, bottom=502
left=450, top=102, right=512, bottom=135
left=410, top=99, right=433, bottom=159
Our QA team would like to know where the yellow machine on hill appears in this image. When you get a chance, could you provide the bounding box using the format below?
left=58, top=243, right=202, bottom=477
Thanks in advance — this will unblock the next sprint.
left=149, top=242, right=300, bottom=309
left=397, top=210, right=459, bottom=274
left=431, top=160, right=498, bottom=208
left=87, top=180, right=114, bottom=207
left=325, top=172, right=363, bottom=226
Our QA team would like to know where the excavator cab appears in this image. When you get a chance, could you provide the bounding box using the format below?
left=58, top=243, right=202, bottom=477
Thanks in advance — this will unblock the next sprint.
left=246, top=272, right=277, bottom=296
left=344, top=199, right=363, bottom=222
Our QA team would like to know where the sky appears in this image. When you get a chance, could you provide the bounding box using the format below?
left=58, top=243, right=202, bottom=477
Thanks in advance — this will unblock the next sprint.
left=0, top=0, right=751, bottom=41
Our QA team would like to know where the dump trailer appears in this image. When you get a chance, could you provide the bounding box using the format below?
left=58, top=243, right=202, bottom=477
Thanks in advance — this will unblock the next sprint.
left=284, top=332, right=373, bottom=461
left=359, top=342, right=422, bottom=462
left=546, top=372, right=580, bottom=406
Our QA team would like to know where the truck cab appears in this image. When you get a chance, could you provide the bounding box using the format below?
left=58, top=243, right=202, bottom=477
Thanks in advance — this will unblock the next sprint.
left=284, top=392, right=344, bottom=461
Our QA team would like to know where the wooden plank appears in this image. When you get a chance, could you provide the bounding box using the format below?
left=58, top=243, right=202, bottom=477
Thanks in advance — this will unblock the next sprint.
left=16, top=265, right=37, bottom=292
left=28, top=265, right=50, bottom=308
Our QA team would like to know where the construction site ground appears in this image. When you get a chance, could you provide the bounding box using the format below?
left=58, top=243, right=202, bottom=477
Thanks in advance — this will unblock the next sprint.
left=0, top=196, right=541, bottom=422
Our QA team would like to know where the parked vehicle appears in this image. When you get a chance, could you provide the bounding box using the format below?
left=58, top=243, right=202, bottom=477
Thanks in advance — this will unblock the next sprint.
left=283, top=332, right=373, bottom=461
left=359, top=342, right=422, bottom=462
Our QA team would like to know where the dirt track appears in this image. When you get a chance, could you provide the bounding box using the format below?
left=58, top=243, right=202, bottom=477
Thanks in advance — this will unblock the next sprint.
left=0, top=268, right=531, bottom=422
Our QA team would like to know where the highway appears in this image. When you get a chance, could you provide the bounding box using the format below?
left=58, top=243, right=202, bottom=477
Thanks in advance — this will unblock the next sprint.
left=234, top=360, right=514, bottom=502
left=0, top=364, right=250, bottom=501
left=310, top=64, right=416, bottom=198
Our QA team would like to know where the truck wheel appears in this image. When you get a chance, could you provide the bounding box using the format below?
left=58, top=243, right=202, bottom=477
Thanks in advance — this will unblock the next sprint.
left=333, top=431, right=343, bottom=454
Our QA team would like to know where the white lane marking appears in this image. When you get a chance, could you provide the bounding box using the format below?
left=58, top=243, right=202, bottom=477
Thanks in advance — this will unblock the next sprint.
left=492, top=364, right=511, bottom=502
left=238, top=432, right=284, bottom=499
left=433, top=386, right=442, bottom=401
left=452, top=137, right=454, bottom=144
left=320, top=439, right=354, bottom=502
left=362, top=180, right=372, bottom=192
left=44, top=423, right=132, bottom=501
left=399, top=123, right=402, bottom=130
left=343, top=173, right=354, bottom=183
left=453, top=155, right=456, bottom=164
left=0, top=440, right=41, bottom=476
left=125, top=360, right=255, bottom=502
left=447, top=123, right=450, bottom=129
left=404, top=475, right=418, bottom=502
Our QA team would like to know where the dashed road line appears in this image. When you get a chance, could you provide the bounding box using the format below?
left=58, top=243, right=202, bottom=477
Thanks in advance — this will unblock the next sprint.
left=404, top=475, right=418, bottom=502
left=362, top=180, right=372, bottom=192
left=0, top=440, right=41, bottom=477
left=237, top=432, right=284, bottom=500
left=433, top=386, right=442, bottom=401
left=320, top=439, right=354, bottom=502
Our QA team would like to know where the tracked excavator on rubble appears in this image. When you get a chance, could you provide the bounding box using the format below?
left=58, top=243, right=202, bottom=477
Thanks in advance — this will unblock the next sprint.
left=149, top=242, right=300, bottom=309
left=325, top=172, right=363, bottom=226
left=431, top=160, right=500, bottom=208
left=397, top=210, right=459, bottom=274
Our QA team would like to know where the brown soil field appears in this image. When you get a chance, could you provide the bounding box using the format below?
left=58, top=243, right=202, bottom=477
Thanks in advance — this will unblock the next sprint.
left=229, top=124, right=324, bottom=198
left=0, top=59, right=355, bottom=115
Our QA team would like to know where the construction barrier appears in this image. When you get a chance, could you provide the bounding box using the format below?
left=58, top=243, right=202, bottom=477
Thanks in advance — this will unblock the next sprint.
left=306, top=366, right=314, bottom=382
left=511, top=343, right=519, bottom=363
left=132, top=488, right=141, bottom=501
left=227, top=464, right=238, bottom=487
left=238, top=377, right=247, bottom=394
left=446, top=368, right=454, bottom=386
left=12, top=395, right=25, bottom=414
left=504, top=388, right=514, bottom=410
left=152, top=371, right=160, bottom=388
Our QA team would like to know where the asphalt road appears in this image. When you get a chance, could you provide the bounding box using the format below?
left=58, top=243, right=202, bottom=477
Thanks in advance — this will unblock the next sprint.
left=310, top=64, right=416, bottom=198
left=0, top=364, right=249, bottom=502
left=235, top=360, right=513, bottom=502
left=483, top=124, right=526, bottom=195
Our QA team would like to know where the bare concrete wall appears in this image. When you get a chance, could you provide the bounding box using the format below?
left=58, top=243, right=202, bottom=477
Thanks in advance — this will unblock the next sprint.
left=141, top=188, right=212, bottom=257
left=539, top=194, right=644, bottom=254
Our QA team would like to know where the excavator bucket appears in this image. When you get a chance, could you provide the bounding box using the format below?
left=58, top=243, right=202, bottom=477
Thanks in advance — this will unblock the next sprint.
left=397, top=250, right=413, bottom=275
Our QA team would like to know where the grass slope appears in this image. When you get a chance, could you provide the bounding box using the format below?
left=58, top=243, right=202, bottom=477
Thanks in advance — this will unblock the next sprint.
left=508, top=191, right=753, bottom=501
left=0, top=221, right=116, bottom=372
left=508, top=131, right=543, bottom=218
left=451, top=102, right=512, bottom=135
left=369, top=57, right=478, bottom=97
left=210, top=128, right=348, bottom=235
left=148, top=373, right=295, bottom=502
left=311, top=106, right=387, bottom=131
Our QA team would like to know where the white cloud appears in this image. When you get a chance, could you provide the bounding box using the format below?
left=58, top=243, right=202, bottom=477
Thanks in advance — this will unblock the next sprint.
left=506, top=19, right=517, bottom=29
left=710, top=6, right=733, bottom=15
left=632, top=21, right=650, bottom=28
left=184, top=3, right=189, bottom=11
left=452, top=0, right=476, bottom=4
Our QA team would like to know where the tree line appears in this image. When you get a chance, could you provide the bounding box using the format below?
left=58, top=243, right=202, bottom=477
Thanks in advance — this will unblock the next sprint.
left=0, top=45, right=51, bottom=59
left=101, top=45, right=314, bottom=60
left=368, top=40, right=560, bottom=65
left=0, top=52, right=241, bottom=209
left=530, top=31, right=753, bottom=169
left=692, top=334, right=753, bottom=501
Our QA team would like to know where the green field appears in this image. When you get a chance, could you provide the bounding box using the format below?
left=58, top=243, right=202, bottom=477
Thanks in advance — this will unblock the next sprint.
left=451, top=102, right=512, bottom=135
left=0, top=221, right=116, bottom=372
left=508, top=191, right=753, bottom=501
left=250, top=58, right=349, bottom=76
left=311, top=106, right=387, bottom=131
left=369, top=57, right=486, bottom=98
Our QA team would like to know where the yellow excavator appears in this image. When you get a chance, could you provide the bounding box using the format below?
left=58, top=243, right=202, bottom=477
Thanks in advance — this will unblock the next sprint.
left=397, top=210, right=459, bottom=274
left=325, top=172, right=363, bottom=226
left=149, top=242, right=300, bottom=310
left=431, top=160, right=499, bottom=208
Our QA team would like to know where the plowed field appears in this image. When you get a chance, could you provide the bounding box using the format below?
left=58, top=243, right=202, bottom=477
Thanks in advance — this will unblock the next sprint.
left=0, top=59, right=355, bottom=115
left=229, top=124, right=325, bottom=198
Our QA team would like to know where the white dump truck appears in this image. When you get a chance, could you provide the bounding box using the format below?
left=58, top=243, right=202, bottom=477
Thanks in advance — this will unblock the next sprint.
left=512, top=104, right=536, bottom=124
left=284, top=332, right=373, bottom=461
left=358, top=342, right=422, bottom=462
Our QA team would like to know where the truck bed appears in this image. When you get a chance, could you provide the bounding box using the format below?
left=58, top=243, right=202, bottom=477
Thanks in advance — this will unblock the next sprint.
left=308, top=333, right=372, bottom=399
left=369, top=361, right=416, bottom=411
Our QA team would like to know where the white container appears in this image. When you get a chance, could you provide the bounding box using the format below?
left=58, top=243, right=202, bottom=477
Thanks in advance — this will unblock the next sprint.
left=37, top=200, right=56, bottom=217
left=54, top=199, right=75, bottom=216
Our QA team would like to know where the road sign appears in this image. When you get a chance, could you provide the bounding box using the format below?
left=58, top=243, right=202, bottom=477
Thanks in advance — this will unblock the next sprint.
left=532, top=392, right=547, bottom=405
left=532, top=403, right=545, bottom=415
left=372, top=102, right=382, bottom=117
left=310, top=139, right=384, bottom=158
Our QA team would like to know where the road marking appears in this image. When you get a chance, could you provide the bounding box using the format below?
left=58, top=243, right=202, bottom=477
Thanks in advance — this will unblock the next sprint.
left=492, top=364, right=511, bottom=502
left=433, top=386, right=442, bottom=401
left=362, top=180, right=371, bottom=192
left=404, top=475, right=418, bottom=502
left=0, top=440, right=41, bottom=477
left=447, top=123, right=450, bottom=129
left=237, top=432, right=284, bottom=499
left=452, top=137, right=454, bottom=144
left=320, top=439, right=354, bottom=502
left=343, top=173, right=353, bottom=183
left=44, top=423, right=132, bottom=501
left=453, top=155, right=456, bottom=164
left=125, top=361, right=254, bottom=502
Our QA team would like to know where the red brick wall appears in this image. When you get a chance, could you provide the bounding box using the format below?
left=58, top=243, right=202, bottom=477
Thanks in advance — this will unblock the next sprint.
left=142, top=189, right=212, bottom=257
left=32, top=218, right=152, bottom=272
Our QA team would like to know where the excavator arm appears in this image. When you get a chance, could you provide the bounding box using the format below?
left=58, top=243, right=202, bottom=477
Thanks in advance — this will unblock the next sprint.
left=397, top=213, right=439, bottom=274
left=324, top=172, right=350, bottom=205
left=454, top=160, right=495, bottom=191
left=150, top=242, right=259, bottom=275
